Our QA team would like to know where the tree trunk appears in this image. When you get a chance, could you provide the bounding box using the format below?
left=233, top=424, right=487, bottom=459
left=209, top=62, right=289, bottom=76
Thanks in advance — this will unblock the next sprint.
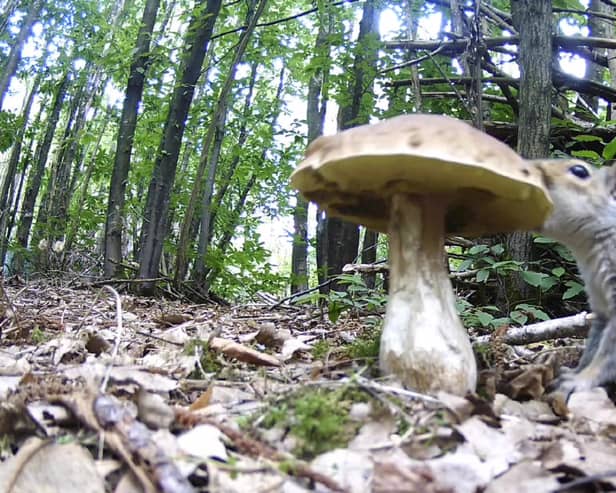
left=191, top=0, right=268, bottom=287
left=506, top=0, right=552, bottom=305
left=137, top=0, right=221, bottom=294
left=0, top=70, right=40, bottom=266
left=64, top=110, right=111, bottom=255
left=319, top=0, right=379, bottom=294
left=32, top=75, right=87, bottom=258
left=586, top=0, right=616, bottom=112
left=45, top=81, right=90, bottom=246
left=13, top=73, right=69, bottom=271
left=361, top=230, right=379, bottom=289
left=206, top=62, right=258, bottom=250
left=291, top=8, right=332, bottom=294
left=203, top=67, right=286, bottom=291
left=104, top=0, right=161, bottom=278
left=0, top=0, right=41, bottom=108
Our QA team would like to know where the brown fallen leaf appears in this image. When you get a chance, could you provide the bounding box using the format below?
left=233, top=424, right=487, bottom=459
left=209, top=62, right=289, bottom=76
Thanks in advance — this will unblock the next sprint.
left=209, top=336, right=281, bottom=367
left=188, top=386, right=214, bottom=412
left=0, top=437, right=106, bottom=493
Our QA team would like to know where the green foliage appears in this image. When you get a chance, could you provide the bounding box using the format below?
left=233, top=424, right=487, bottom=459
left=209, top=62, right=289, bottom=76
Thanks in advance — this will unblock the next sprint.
left=0, top=110, right=18, bottom=152
left=30, top=327, right=48, bottom=344
left=311, top=340, right=331, bottom=360
left=296, top=273, right=387, bottom=324
left=457, top=299, right=549, bottom=329
left=184, top=340, right=223, bottom=375
left=262, top=388, right=359, bottom=458
left=344, top=327, right=381, bottom=360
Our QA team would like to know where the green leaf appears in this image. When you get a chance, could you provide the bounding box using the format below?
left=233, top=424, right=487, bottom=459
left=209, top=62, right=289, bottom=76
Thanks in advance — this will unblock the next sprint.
left=510, top=310, right=528, bottom=325
left=476, top=311, right=494, bottom=327
left=563, top=281, right=585, bottom=300
left=540, top=276, right=559, bottom=291
left=603, top=136, right=616, bottom=160
left=468, top=245, right=489, bottom=256
left=521, top=271, right=547, bottom=287
left=571, top=149, right=601, bottom=161
left=551, top=267, right=565, bottom=277
left=573, top=134, right=603, bottom=143
left=490, top=244, right=505, bottom=256
left=534, top=235, right=556, bottom=244
left=457, top=259, right=473, bottom=272
left=476, top=269, right=490, bottom=283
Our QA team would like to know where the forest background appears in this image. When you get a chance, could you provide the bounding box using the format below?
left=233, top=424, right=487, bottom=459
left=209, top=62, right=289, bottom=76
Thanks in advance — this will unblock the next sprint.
left=1, top=0, right=616, bottom=329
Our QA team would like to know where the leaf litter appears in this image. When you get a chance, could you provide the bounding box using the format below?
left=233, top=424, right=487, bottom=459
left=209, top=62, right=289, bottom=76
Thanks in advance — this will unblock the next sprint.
left=1, top=279, right=616, bottom=492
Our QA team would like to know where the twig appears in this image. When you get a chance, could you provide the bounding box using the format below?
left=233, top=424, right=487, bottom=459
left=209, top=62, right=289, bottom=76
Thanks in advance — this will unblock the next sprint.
left=100, top=285, right=124, bottom=393
left=271, top=279, right=333, bottom=308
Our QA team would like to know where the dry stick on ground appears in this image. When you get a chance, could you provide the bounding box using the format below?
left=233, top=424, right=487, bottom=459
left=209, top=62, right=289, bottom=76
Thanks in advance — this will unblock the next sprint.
left=472, top=312, right=593, bottom=346
left=100, top=285, right=124, bottom=393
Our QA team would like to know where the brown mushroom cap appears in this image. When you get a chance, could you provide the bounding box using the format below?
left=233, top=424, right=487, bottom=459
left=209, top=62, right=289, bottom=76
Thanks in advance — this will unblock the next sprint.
left=291, top=114, right=552, bottom=235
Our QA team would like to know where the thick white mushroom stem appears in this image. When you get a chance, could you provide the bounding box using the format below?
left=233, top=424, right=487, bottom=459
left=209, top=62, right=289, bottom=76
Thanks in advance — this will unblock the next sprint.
left=379, top=193, right=477, bottom=395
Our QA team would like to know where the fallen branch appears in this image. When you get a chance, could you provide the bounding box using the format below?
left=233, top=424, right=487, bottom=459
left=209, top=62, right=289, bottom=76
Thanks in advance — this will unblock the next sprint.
left=472, top=312, right=593, bottom=346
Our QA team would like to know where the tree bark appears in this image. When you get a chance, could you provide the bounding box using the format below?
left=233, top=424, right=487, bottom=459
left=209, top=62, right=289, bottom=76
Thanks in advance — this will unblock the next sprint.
left=191, top=0, right=268, bottom=286
left=0, top=0, right=42, bottom=108
left=204, top=67, right=286, bottom=290
left=14, top=73, right=69, bottom=270
left=0, top=71, right=40, bottom=266
left=586, top=0, right=616, bottom=113
left=291, top=8, right=332, bottom=294
left=104, top=0, right=160, bottom=278
left=505, top=0, right=552, bottom=305
left=137, top=0, right=221, bottom=294
left=319, top=0, right=379, bottom=294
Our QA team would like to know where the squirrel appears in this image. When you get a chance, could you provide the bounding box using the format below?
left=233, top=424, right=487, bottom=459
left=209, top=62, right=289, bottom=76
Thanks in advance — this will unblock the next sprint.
left=532, top=159, right=616, bottom=396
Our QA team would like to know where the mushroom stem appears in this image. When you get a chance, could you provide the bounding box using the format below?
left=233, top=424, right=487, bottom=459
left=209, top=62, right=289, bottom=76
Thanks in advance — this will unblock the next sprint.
left=379, top=193, right=477, bottom=395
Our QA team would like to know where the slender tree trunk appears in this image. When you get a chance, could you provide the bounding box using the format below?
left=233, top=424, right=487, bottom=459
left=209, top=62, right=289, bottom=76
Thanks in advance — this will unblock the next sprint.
left=138, top=0, right=221, bottom=293
left=104, top=0, right=161, bottom=278
left=360, top=230, right=378, bottom=289
left=206, top=62, right=258, bottom=244
left=505, top=0, right=552, bottom=305
left=291, top=8, right=331, bottom=294
left=46, top=84, right=89, bottom=245
left=190, top=0, right=268, bottom=286
left=586, top=0, right=615, bottom=112
left=64, top=109, right=111, bottom=255
left=32, top=75, right=86, bottom=255
left=319, top=0, right=379, bottom=294
left=14, top=73, right=69, bottom=271
left=204, top=67, right=285, bottom=290
left=0, top=0, right=42, bottom=108
left=0, top=71, right=40, bottom=266
left=0, top=0, right=19, bottom=37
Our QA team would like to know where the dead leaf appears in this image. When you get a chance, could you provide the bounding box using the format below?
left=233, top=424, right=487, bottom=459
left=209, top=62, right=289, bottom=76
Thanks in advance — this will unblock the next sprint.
left=188, top=386, right=214, bottom=412
left=373, top=460, right=452, bottom=493
left=484, top=460, right=558, bottom=493
left=209, top=337, right=280, bottom=367
left=0, top=438, right=105, bottom=493
left=310, top=449, right=373, bottom=493
left=177, top=424, right=228, bottom=461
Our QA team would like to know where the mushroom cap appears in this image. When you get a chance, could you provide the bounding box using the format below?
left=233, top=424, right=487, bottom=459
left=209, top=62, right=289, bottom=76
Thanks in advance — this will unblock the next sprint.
left=291, top=114, right=552, bottom=235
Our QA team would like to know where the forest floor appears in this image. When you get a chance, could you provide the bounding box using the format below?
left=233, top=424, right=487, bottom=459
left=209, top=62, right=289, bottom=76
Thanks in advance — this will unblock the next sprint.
left=1, top=278, right=616, bottom=493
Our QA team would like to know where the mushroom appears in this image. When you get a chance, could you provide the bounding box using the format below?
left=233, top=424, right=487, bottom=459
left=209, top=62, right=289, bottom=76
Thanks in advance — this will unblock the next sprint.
left=291, top=114, right=552, bottom=395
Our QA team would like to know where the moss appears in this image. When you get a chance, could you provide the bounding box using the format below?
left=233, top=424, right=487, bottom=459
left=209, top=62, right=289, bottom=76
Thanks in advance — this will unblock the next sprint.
left=261, top=388, right=361, bottom=459
left=345, top=326, right=382, bottom=360
left=184, top=339, right=223, bottom=375
left=311, top=340, right=331, bottom=360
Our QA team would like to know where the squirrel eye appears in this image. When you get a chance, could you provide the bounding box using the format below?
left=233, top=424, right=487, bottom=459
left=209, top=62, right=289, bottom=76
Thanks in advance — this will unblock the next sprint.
left=569, top=164, right=590, bottom=179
